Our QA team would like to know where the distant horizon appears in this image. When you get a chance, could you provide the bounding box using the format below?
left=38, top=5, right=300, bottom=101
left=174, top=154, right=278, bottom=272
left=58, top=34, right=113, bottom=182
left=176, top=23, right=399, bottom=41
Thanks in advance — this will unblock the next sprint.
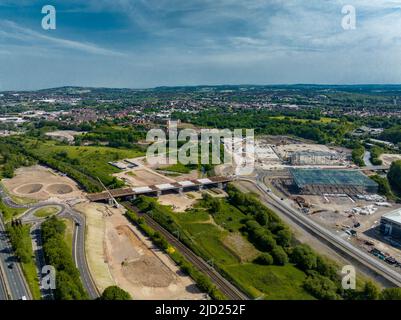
left=3, top=82, right=401, bottom=93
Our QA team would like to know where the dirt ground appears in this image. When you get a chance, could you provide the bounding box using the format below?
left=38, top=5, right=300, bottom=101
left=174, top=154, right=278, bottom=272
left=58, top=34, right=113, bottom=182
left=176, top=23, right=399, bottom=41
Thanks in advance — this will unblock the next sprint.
left=380, top=154, right=401, bottom=167
left=3, top=165, right=84, bottom=201
left=45, top=130, right=83, bottom=144
left=157, top=192, right=203, bottom=212
left=114, top=168, right=175, bottom=187
left=275, top=143, right=334, bottom=160
left=104, top=212, right=206, bottom=300
left=74, top=202, right=116, bottom=293
left=223, top=232, right=259, bottom=263
left=301, top=194, right=400, bottom=232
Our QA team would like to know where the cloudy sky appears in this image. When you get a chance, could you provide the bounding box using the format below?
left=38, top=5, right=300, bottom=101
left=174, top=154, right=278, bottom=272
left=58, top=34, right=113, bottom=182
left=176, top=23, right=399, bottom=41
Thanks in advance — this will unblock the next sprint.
left=0, top=0, right=401, bottom=90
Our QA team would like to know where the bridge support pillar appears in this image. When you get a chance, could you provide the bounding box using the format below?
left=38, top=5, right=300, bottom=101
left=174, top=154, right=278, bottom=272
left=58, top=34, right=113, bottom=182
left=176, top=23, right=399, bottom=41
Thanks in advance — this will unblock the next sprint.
left=157, top=190, right=162, bottom=197
left=217, top=182, right=223, bottom=189
left=132, top=194, right=137, bottom=200
left=198, top=185, right=203, bottom=191
left=178, top=187, right=183, bottom=195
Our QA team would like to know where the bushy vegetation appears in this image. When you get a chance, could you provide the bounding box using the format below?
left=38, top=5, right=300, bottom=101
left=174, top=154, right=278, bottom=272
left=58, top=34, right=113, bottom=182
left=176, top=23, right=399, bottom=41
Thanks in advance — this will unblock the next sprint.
left=380, top=288, right=401, bottom=300
left=351, top=144, right=365, bottom=167
left=0, top=140, right=36, bottom=178
left=0, top=198, right=27, bottom=222
left=388, top=160, right=401, bottom=195
left=370, top=175, right=396, bottom=201
left=100, top=286, right=132, bottom=300
left=370, top=146, right=384, bottom=165
left=41, top=217, right=88, bottom=300
left=174, top=108, right=353, bottom=144
left=75, top=125, right=146, bottom=149
left=381, top=126, right=401, bottom=144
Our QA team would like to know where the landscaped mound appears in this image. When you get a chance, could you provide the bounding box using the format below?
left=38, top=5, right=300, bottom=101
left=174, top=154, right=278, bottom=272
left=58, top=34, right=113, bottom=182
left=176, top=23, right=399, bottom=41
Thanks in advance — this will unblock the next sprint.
left=46, top=184, right=73, bottom=195
left=15, top=183, right=43, bottom=194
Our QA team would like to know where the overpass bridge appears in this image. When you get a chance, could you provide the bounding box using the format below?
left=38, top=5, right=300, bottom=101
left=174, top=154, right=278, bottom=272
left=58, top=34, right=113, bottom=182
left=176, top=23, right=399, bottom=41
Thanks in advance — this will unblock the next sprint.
left=358, top=165, right=390, bottom=172
left=87, top=176, right=234, bottom=202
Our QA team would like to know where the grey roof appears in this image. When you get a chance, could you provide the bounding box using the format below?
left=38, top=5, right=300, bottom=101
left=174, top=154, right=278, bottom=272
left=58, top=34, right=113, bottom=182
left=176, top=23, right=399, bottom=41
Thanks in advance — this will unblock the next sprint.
left=290, top=168, right=378, bottom=188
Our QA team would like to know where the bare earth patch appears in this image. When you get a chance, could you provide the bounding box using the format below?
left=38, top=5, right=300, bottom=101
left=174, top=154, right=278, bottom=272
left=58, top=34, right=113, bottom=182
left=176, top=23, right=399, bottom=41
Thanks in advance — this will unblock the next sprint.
left=3, top=165, right=84, bottom=201
left=114, top=168, right=174, bottom=187
left=105, top=213, right=206, bottom=300
left=157, top=193, right=203, bottom=212
left=223, top=233, right=260, bottom=263
left=74, top=202, right=115, bottom=293
left=380, top=154, right=401, bottom=167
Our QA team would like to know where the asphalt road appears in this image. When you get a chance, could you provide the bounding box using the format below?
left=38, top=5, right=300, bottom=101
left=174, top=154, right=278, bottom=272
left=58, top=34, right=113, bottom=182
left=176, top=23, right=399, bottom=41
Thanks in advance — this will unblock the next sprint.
left=240, top=172, right=401, bottom=287
left=62, top=208, right=99, bottom=299
left=0, top=218, right=30, bottom=300
left=0, top=184, right=99, bottom=300
left=0, top=258, right=8, bottom=300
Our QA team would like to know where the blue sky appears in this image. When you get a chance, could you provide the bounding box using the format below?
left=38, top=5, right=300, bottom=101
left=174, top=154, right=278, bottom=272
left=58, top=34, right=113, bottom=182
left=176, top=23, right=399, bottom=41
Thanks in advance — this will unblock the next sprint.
left=0, top=0, right=401, bottom=90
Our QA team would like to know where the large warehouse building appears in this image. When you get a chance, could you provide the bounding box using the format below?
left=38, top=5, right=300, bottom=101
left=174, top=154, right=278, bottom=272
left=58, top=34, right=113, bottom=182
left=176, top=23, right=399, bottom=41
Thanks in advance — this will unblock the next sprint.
left=290, top=168, right=378, bottom=195
left=380, top=208, right=401, bottom=241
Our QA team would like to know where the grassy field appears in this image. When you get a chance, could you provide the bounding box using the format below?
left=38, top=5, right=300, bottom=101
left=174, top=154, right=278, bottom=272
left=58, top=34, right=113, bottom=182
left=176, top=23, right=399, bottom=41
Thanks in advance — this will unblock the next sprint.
left=224, top=264, right=314, bottom=300
left=21, top=258, right=41, bottom=300
left=62, top=218, right=74, bottom=254
left=22, top=139, right=143, bottom=187
left=34, top=206, right=60, bottom=218
left=171, top=203, right=313, bottom=299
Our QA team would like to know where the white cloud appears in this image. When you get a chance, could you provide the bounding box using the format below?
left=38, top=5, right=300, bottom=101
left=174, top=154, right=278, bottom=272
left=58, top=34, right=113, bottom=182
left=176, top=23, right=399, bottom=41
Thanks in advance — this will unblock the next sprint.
left=0, top=20, right=124, bottom=56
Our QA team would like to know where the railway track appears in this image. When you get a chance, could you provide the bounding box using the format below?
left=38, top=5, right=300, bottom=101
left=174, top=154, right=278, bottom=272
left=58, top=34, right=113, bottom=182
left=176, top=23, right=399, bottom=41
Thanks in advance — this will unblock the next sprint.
left=122, top=202, right=249, bottom=300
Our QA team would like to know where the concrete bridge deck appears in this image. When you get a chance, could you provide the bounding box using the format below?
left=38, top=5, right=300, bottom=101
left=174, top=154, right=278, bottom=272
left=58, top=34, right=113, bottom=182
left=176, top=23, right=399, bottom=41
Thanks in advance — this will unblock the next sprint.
left=87, top=176, right=233, bottom=202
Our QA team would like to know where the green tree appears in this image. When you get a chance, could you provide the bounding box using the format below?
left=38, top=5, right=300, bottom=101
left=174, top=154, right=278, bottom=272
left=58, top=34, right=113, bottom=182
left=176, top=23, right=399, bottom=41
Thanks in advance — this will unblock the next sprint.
left=100, top=286, right=132, bottom=300
left=361, top=281, right=380, bottom=300
left=303, top=273, right=340, bottom=300
left=388, top=160, right=401, bottom=193
left=380, top=288, right=401, bottom=300
left=271, top=246, right=288, bottom=265
left=254, top=253, right=274, bottom=265
left=290, top=244, right=317, bottom=271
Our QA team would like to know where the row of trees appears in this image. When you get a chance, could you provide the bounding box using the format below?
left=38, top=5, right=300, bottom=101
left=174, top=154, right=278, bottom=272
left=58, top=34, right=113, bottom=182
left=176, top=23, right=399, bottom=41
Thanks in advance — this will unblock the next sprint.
left=351, top=143, right=365, bottom=167
left=6, top=224, right=34, bottom=264
left=173, top=108, right=351, bottom=144
left=0, top=141, right=36, bottom=178
left=41, top=217, right=88, bottom=300
left=388, top=160, right=401, bottom=195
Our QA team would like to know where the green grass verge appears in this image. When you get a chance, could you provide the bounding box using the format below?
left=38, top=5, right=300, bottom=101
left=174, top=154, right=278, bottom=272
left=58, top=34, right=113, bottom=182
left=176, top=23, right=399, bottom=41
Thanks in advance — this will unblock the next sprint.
left=224, top=264, right=314, bottom=300
left=0, top=199, right=27, bottom=222
left=34, top=206, right=60, bottom=218
left=62, top=218, right=74, bottom=254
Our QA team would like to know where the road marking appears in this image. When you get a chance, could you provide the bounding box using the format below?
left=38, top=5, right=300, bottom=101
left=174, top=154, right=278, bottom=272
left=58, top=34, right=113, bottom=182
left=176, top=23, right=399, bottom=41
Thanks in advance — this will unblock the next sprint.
left=74, top=225, right=79, bottom=268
